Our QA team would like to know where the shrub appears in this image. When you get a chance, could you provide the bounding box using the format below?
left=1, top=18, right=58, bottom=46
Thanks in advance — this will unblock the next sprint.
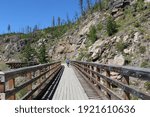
left=136, top=0, right=145, bottom=11
left=134, top=21, right=141, bottom=27
left=144, top=81, right=150, bottom=91
left=139, top=46, right=146, bottom=53
left=116, top=40, right=128, bottom=52
left=21, top=42, right=37, bottom=62
left=77, top=49, right=90, bottom=61
left=88, top=26, right=97, bottom=44
left=125, top=55, right=132, bottom=65
left=106, top=16, right=118, bottom=36
left=97, top=22, right=103, bottom=31
left=92, top=0, right=109, bottom=11
left=141, top=61, right=150, bottom=68
left=38, top=43, right=48, bottom=64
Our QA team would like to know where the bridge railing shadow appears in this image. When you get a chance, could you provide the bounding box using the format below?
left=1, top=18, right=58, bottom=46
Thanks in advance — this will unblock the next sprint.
left=0, top=61, right=61, bottom=100
left=71, top=61, right=150, bottom=100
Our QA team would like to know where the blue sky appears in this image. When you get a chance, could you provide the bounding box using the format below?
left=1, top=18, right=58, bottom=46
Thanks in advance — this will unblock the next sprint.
left=0, top=0, right=82, bottom=34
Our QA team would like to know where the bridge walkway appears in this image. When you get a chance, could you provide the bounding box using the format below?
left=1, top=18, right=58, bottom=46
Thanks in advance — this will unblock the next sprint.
left=52, top=64, right=89, bottom=100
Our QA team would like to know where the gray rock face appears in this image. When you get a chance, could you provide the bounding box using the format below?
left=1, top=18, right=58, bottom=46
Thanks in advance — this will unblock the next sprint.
left=110, top=0, right=131, bottom=18
left=133, top=32, right=140, bottom=43
left=55, top=46, right=65, bottom=54
left=109, top=0, right=131, bottom=9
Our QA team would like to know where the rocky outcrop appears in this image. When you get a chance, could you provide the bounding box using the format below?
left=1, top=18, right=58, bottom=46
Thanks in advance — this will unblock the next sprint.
left=113, top=54, right=125, bottom=65
left=110, top=0, right=132, bottom=18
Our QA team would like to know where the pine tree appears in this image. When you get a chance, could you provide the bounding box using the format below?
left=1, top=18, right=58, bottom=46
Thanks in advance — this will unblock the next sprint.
left=58, top=17, right=61, bottom=26
left=74, top=11, right=79, bottom=21
left=86, top=0, right=91, bottom=10
left=106, top=16, right=118, bottom=36
left=66, top=13, right=71, bottom=25
left=98, top=0, right=103, bottom=10
left=7, top=24, right=11, bottom=33
left=88, top=26, right=97, bottom=44
left=21, top=42, right=36, bottom=62
left=33, top=25, right=38, bottom=32
left=52, top=16, right=55, bottom=27
left=137, top=0, right=145, bottom=11
left=38, top=43, right=48, bottom=64
left=79, top=0, right=84, bottom=15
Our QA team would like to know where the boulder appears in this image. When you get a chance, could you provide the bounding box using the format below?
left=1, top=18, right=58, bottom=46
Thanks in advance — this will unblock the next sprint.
left=66, top=44, right=76, bottom=53
left=5, top=44, right=12, bottom=51
left=114, top=54, right=125, bottom=65
left=133, top=32, right=140, bottom=43
left=77, top=37, right=86, bottom=45
left=108, top=59, right=116, bottom=65
left=113, top=11, right=124, bottom=18
left=48, top=47, right=54, bottom=57
left=88, top=39, right=104, bottom=54
left=79, top=20, right=96, bottom=36
left=55, top=46, right=65, bottom=54
left=91, top=48, right=99, bottom=61
left=123, top=35, right=129, bottom=42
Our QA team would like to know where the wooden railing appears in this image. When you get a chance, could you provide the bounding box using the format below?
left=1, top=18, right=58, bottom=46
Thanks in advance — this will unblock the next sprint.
left=71, top=61, right=150, bottom=100
left=0, top=61, right=61, bottom=100
left=6, top=61, right=38, bottom=69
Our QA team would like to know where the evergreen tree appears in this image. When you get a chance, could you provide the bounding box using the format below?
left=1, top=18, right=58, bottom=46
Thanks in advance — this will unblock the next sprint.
left=79, top=0, right=84, bottom=15
left=66, top=13, right=71, bottom=25
left=58, top=17, right=61, bottom=26
left=106, top=16, right=118, bottom=36
left=26, top=26, right=31, bottom=33
left=52, top=16, right=55, bottom=27
left=33, top=25, right=38, bottom=32
left=74, top=11, right=79, bottom=21
left=38, top=43, right=48, bottom=64
left=7, top=24, right=11, bottom=33
left=136, top=0, right=145, bottom=11
left=21, top=42, right=36, bottom=62
left=88, top=26, right=97, bottom=44
left=86, top=0, right=91, bottom=10
left=98, top=0, right=103, bottom=10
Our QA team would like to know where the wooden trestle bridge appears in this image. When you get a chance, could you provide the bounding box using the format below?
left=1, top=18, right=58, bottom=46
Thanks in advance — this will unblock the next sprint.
left=0, top=61, right=150, bottom=100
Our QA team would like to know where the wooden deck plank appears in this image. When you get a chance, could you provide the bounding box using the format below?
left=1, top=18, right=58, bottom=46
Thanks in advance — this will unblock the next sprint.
left=52, top=64, right=88, bottom=100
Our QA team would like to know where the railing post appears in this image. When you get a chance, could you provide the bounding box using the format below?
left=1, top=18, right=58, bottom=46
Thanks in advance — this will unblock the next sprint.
left=106, top=70, right=111, bottom=99
left=88, top=64, right=91, bottom=80
left=96, top=67, right=101, bottom=89
left=27, top=72, right=32, bottom=99
left=8, top=79, right=15, bottom=100
left=122, top=75, right=130, bottom=100
left=84, top=64, right=87, bottom=73
left=49, top=65, right=52, bottom=76
left=0, top=73, right=5, bottom=100
left=91, top=65, right=94, bottom=84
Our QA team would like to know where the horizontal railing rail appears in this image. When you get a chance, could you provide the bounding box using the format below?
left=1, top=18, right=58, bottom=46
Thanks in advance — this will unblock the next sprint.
left=0, top=61, right=61, bottom=100
left=71, top=61, right=150, bottom=100
left=6, top=61, right=38, bottom=69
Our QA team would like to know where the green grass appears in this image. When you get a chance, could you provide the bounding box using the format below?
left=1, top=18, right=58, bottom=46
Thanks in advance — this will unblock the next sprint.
left=115, top=40, right=128, bottom=52
left=139, top=46, right=146, bottom=54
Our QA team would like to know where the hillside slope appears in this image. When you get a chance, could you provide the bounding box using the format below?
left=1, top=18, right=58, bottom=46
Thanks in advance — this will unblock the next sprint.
left=49, top=0, right=150, bottom=68
left=0, top=0, right=150, bottom=70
